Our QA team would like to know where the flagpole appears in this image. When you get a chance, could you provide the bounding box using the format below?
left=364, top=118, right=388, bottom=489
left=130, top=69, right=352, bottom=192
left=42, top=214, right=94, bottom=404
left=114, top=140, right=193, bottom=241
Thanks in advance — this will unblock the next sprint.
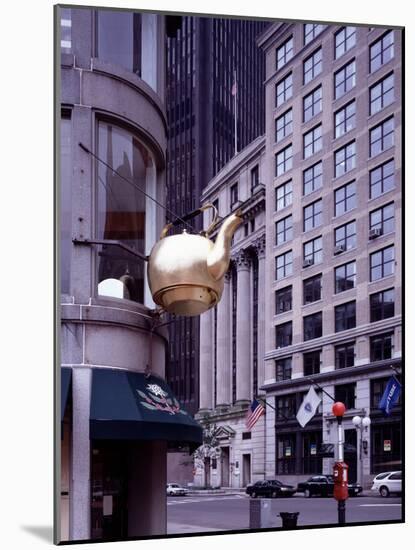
left=309, top=378, right=336, bottom=402
left=256, top=396, right=290, bottom=422
left=234, top=69, right=237, bottom=156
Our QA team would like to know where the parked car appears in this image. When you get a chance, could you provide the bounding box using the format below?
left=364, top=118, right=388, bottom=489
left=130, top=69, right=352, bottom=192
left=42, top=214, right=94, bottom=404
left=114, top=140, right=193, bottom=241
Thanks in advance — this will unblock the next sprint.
left=166, top=483, right=188, bottom=496
left=371, top=471, right=402, bottom=497
left=297, top=475, right=362, bottom=497
left=246, top=479, right=296, bottom=498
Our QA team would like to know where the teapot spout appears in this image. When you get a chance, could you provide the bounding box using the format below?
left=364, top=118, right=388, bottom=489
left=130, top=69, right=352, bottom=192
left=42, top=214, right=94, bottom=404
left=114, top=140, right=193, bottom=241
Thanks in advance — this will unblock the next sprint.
left=207, top=210, right=243, bottom=281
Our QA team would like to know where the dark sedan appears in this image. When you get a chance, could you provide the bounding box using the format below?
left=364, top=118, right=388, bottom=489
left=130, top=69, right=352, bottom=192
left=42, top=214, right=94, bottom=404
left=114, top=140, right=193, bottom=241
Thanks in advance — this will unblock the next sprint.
left=297, top=475, right=362, bottom=497
left=246, top=480, right=296, bottom=498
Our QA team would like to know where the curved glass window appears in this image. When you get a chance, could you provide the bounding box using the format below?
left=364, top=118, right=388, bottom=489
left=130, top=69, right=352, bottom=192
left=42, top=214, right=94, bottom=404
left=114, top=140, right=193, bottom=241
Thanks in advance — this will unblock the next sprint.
left=96, top=121, right=155, bottom=303
left=96, top=10, right=141, bottom=75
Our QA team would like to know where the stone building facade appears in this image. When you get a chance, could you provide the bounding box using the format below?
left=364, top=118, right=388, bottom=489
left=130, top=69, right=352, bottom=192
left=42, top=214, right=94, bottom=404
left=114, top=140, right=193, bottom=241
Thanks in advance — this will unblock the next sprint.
left=58, top=7, right=201, bottom=543
left=194, top=136, right=267, bottom=488
left=258, top=23, right=402, bottom=488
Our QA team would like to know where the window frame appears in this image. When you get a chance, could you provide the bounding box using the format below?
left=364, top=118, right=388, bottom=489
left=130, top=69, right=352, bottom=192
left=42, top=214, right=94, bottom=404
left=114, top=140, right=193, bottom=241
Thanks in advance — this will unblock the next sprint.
left=303, top=350, right=321, bottom=376
left=276, top=36, right=294, bottom=71
left=334, top=220, right=356, bottom=251
left=335, top=341, right=355, bottom=369
left=334, top=180, right=356, bottom=216
left=370, top=245, right=395, bottom=281
left=334, top=26, right=356, bottom=59
left=276, top=321, right=293, bottom=348
left=275, top=250, right=293, bottom=280
left=276, top=214, right=293, bottom=245
left=275, top=144, right=293, bottom=176
left=334, top=260, right=356, bottom=293
left=369, top=117, right=394, bottom=157
left=275, top=285, right=293, bottom=315
left=275, top=180, right=293, bottom=211
left=275, top=72, right=293, bottom=107
left=334, top=141, right=356, bottom=178
left=303, top=236, right=323, bottom=265
left=334, top=100, right=356, bottom=139
left=335, top=300, right=356, bottom=332
left=303, top=273, right=322, bottom=305
left=303, top=161, right=323, bottom=195
left=303, top=86, right=323, bottom=123
left=334, top=59, right=356, bottom=99
left=303, top=198, right=323, bottom=232
left=369, top=202, right=395, bottom=235
left=370, top=288, right=395, bottom=322
left=370, top=159, right=395, bottom=199
left=369, top=72, right=395, bottom=116
left=370, top=30, right=394, bottom=73
left=275, top=108, right=293, bottom=143
left=303, top=47, right=323, bottom=85
left=275, top=357, right=292, bottom=381
left=303, top=124, right=323, bottom=159
left=303, top=311, right=323, bottom=341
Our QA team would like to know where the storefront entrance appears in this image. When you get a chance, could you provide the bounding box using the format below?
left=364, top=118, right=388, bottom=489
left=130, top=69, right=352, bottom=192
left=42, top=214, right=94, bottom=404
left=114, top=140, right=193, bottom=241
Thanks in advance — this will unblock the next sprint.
left=221, top=447, right=230, bottom=487
left=242, top=454, right=251, bottom=487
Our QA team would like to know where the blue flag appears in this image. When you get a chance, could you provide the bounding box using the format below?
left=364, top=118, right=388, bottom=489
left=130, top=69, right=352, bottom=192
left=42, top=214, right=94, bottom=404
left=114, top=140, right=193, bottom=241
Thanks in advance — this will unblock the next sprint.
left=378, top=376, right=401, bottom=416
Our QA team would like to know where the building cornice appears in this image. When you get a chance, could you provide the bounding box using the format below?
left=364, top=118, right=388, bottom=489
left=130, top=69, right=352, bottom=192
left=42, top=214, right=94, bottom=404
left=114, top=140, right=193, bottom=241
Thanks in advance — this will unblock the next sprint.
left=260, top=357, right=402, bottom=394
left=265, top=316, right=402, bottom=361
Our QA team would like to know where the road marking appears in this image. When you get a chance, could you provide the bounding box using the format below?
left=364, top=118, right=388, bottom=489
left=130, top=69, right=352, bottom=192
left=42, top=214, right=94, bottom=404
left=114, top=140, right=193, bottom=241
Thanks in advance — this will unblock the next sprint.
left=359, top=504, right=401, bottom=507
left=167, top=495, right=246, bottom=505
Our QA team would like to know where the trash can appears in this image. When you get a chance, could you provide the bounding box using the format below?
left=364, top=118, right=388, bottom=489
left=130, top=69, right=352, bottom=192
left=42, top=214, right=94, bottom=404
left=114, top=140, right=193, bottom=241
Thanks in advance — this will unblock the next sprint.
left=279, top=512, right=299, bottom=529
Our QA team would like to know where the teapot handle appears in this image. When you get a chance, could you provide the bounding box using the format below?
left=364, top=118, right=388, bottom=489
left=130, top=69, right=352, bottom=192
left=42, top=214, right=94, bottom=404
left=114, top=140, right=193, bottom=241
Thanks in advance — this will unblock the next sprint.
left=160, top=203, right=219, bottom=239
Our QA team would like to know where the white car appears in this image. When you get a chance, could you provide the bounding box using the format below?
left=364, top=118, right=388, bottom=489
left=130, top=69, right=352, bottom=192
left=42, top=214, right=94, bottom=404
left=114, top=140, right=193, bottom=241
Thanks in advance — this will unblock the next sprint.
left=166, top=483, right=188, bottom=496
left=371, top=471, right=402, bottom=497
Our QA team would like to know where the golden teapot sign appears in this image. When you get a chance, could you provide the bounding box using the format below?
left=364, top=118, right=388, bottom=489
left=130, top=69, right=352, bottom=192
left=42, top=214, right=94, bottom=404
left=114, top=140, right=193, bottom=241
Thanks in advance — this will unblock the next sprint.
left=147, top=204, right=242, bottom=316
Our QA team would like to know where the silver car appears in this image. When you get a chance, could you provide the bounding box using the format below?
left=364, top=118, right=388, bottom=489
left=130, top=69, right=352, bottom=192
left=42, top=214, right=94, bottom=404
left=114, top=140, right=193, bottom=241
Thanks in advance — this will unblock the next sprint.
left=166, top=483, right=188, bottom=496
left=371, top=471, right=402, bottom=497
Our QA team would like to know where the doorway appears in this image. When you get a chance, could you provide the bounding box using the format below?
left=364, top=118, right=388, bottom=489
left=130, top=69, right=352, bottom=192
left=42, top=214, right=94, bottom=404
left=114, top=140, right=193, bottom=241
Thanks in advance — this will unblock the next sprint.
left=344, top=429, right=357, bottom=483
left=242, top=454, right=251, bottom=487
left=221, top=447, right=230, bottom=487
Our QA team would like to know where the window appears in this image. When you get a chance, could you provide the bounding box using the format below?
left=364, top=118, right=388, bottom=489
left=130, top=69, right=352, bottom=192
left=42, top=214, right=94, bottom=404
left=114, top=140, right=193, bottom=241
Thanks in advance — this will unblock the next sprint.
left=371, top=375, right=401, bottom=408
left=275, top=145, right=293, bottom=176
left=276, top=357, right=292, bottom=381
left=303, top=274, right=322, bottom=304
left=335, top=301, right=356, bottom=332
left=303, top=125, right=322, bottom=159
left=335, top=383, right=356, bottom=409
left=304, top=312, right=322, bottom=340
left=212, top=198, right=219, bottom=215
left=275, top=109, right=293, bottom=142
left=335, top=261, right=356, bottom=293
left=304, top=48, right=322, bottom=84
left=276, top=433, right=296, bottom=474
left=276, top=395, right=296, bottom=419
left=276, top=250, right=293, bottom=280
left=335, top=342, right=355, bottom=369
left=370, top=73, right=394, bottom=115
left=60, top=8, right=72, bottom=53
left=334, top=181, right=356, bottom=216
left=303, top=86, right=322, bottom=122
left=303, top=199, right=323, bottom=231
left=275, top=286, right=292, bottom=314
left=334, top=60, right=356, bottom=99
left=335, top=26, right=356, bottom=59
left=335, top=220, right=356, bottom=250
left=370, top=117, right=394, bottom=157
left=230, top=183, right=239, bottom=206
left=370, top=245, right=395, bottom=281
left=370, top=31, right=394, bottom=73
left=370, top=332, right=393, bottom=361
left=61, top=113, right=72, bottom=294
left=251, top=165, right=259, bottom=193
left=303, top=350, right=321, bottom=376
left=370, top=202, right=394, bottom=235
left=276, top=73, right=293, bottom=107
left=276, top=37, right=293, bottom=70
left=370, top=159, right=395, bottom=199
left=303, top=236, right=323, bottom=265
left=276, top=215, right=293, bottom=245
left=304, top=23, right=326, bottom=45
left=303, top=161, right=322, bottom=195
left=334, top=141, right=356, bottom=177
left=97, top=121, right=153, bottom=303
left=276, top=180, right=293, bottom=210
left=97, top=10, right=142, bottom=75
left=334, top=101, right=356, bottom=138
left=242, top=432, right=252, bottom=440
left=276, top=322, right=292, bottom=348
left=370, top=288, right=395, bottom=322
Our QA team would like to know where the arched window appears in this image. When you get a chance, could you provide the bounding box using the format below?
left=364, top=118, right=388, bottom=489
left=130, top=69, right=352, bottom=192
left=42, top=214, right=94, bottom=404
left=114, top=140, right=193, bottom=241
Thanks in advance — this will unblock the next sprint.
left=96, top=121, right=156, bottom=305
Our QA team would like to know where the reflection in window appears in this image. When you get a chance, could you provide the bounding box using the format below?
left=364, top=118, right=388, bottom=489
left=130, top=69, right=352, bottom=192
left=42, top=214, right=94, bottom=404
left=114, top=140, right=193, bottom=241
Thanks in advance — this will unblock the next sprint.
left=60, top=8, right=72, bottom=53
left=97, top=10, right=142, bottom=75
left=61, top=114, right=72, bottom=294
left=97, top=122, right=154, bottom=303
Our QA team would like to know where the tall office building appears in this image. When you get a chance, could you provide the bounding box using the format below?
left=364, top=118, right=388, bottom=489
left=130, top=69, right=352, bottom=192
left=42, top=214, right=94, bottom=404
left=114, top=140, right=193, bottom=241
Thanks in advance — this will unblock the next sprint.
left=165, top=16, right=269, bottom=417
left=259, top=23, right=402, bottom=487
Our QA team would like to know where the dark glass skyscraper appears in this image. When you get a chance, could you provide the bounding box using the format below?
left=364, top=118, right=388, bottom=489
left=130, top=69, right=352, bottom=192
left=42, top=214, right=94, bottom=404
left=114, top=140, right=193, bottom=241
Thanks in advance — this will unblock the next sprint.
left=166, top=16, right=269, bottom=414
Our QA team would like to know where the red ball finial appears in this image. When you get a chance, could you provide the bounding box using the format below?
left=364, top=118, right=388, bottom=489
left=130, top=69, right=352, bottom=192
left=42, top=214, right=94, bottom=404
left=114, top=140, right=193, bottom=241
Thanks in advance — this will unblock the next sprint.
left=332, top=401, right=346, bottom=417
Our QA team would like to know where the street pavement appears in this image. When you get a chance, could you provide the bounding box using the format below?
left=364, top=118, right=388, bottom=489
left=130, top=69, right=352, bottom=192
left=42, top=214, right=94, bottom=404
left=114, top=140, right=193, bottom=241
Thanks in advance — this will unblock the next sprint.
left=167, top=493, right=402, bottom=534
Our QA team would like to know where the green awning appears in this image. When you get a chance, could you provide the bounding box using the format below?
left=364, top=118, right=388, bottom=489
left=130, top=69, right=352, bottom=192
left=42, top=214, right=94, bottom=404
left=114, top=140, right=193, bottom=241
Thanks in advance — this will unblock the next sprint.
left=61, top=367, right=72, bottom=422
left=90, top=368, right=203, bottom=450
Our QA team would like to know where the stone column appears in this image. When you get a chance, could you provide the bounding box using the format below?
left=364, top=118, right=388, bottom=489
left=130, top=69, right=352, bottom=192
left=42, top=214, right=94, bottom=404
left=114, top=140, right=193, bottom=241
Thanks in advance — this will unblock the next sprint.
left=199, top=308, right=213, bottom=412
left=255, top=236, right=266, bottom=390
left=216, top=273, right=231, bottom=406
left=236, top=250, right=251, bottom=405
left=70, top=367, right=92, bottom=540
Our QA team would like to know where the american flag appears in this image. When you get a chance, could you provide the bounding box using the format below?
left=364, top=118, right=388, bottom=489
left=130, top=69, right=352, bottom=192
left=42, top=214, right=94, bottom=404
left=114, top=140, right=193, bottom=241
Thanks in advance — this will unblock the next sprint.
left=245, top=398, right=265, bottom=430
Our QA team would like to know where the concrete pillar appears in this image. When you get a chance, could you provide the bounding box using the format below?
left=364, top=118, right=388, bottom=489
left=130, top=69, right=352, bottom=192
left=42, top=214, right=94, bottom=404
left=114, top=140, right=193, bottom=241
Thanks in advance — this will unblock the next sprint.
left=199, top=308, right=213, bottom=411
left=216, top=275, right=231, bottom=406
left=70, top=367, right=92, bottom=540
left=128, top=441, right=167, bottom=536
left=236, top=250, right=251, bottom=404
left=255, top=236, right=266, bottom=390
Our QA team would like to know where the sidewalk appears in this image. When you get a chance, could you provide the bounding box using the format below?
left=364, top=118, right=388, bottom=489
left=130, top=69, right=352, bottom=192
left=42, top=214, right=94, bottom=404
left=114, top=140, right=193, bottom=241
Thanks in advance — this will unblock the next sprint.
left=167, top=523, right=220, bottom=534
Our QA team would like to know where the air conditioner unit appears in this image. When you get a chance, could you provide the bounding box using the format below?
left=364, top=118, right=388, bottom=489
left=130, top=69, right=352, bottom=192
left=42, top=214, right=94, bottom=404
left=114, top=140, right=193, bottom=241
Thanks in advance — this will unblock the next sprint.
left=369, top=227, right=383, bottom=240
left=334, top=244, right=346, bottom=255
left=303, top=258, right=314, bottom=268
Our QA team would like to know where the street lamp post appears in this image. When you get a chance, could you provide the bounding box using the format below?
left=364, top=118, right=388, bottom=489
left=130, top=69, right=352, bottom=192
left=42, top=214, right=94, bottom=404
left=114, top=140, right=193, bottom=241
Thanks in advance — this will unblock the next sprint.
left=352, top=414, right=371, bottom=488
